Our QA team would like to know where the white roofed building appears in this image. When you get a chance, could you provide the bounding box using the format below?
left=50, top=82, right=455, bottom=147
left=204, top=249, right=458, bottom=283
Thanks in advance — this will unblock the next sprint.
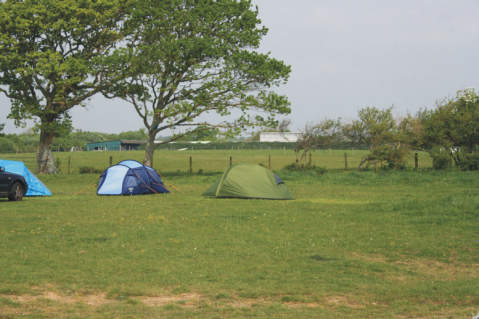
left=259, top=132, right=301, bottom=143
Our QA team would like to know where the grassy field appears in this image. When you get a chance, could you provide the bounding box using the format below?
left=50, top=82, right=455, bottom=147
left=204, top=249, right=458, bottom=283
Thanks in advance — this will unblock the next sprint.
left=0, top=150, right=477, bottom=318
left=0, top=149, right=433, bottom=174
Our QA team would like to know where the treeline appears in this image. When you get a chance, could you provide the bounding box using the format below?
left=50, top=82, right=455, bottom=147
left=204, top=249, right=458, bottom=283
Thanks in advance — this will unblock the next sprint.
left=164, top=141, right=368, bottom=151
left=1, top=88, right=478, bottom=171
left=0, top=128, right=366, bottom=153
left=293, top=88, right=479, bottom=170
left=0, top=129, right=148, bottom=153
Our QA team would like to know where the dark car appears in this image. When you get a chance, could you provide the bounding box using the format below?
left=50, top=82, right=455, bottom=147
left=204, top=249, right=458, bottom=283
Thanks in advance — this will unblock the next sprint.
left=0, top=166, right=28, bottom=201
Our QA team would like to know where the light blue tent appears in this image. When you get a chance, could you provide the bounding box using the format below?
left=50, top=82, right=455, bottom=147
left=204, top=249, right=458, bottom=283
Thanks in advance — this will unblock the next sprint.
left=0, top=159, right=52, bottom=196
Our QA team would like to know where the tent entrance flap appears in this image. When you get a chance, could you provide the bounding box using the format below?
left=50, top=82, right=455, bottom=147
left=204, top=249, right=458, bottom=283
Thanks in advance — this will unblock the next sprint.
left=98, top=165, right=129, bottom=195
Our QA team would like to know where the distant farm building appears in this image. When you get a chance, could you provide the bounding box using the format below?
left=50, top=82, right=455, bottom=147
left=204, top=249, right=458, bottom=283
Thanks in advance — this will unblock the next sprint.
left=259, top=132, right=301, bottom=143
left=86, top=140, right=145, bottom=151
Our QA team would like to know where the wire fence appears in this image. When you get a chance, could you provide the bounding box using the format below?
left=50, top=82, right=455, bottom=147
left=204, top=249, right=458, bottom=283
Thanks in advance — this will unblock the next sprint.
left=0, top=149, right=432, bottom=174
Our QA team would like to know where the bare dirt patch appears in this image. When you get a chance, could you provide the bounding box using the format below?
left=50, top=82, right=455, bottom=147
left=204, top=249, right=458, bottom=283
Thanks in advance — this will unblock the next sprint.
left=284, top=301, right=321, bottom=309
left=139, top=293, right=201, bottom=307
left=351, top=252, right=479, bottom=280
left=351, top=252, right=389, bottom=263
left=219, top=297, right=321, bottom=309
left=2, top=291, right=203, bottom=308
left=3, top=291, right=110, bottom=306
left=226, top=297, right=267, bottom=308
left=325, top=295, right=365, bottom=309
left=1, top=290, right=328, bottom=310
left=394, top=259, right=479, bottom=280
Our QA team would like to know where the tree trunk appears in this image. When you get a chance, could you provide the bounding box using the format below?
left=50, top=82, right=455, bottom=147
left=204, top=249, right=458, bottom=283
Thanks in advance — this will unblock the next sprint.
left=143, top=132, right=156, bottom=167
left=37, top=129, right=56, bottom=174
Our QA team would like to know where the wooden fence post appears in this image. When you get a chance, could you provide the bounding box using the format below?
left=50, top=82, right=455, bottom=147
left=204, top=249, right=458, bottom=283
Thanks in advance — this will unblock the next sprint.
left=109, top=156, right=113, bottom=167
left=189, top=156, right=193, bottom=174
left=268, top=153, right=272, bottom=169
left=415, top=152, right=418, bottom=170
left=229, top=156, right=232, bottom=168
left=344, top=153, right=348, bottom=170
left=68, top=156, right=71, bottom=174
left=374, top=160, right=378, bottom=172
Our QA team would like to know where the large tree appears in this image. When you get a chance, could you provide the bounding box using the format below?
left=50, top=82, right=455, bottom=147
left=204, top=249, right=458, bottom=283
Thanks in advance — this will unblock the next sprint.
left=105, top=0, right=291, bottom=166
left=0, top=0, right=129, bottom=173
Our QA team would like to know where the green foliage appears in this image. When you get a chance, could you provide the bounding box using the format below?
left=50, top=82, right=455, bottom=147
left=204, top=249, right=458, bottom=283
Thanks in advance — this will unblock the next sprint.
left=54, top=157, right=62, bottom=174
left=53, top=129, right=148, bottom=151
left=0, top=136, right=16, bottom=153
left=79, top=166, right=103, bottom=174
left=2, top=133, right=38, bottom=153
left=347, top=107, right=411, bottom=169
left=163, top=141, right=299, bottom=150
left=0, top=129, right=149, bottom=152
left=0, top=0, right=131, bottom=172
left=295, top=119, right=343, bottom=167
left=429, top=147, right=452, bottom=170
left=0, top=0, right=129, bottom=124
left=370, top=144, right=409, bottom=169
left=421, top=88, right=479, bottom=169
left=398, top=113, right=423, bottom=149
left=177, top=126, right=218, bottom=142
left=116, top=129, right=148, bottom=141
left=343, top=107, right=396, bottom=148
left=457, top=152, right=479, bottom=171
left=104, top=0, right=291, bottom=165
left=282, top=163, right=327, bottom=175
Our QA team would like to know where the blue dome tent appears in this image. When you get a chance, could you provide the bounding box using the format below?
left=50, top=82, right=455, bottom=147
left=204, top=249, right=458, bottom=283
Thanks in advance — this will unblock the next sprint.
left=0, top=159, right=52, bottom=196
left=97, top=160, right=169, bottom=195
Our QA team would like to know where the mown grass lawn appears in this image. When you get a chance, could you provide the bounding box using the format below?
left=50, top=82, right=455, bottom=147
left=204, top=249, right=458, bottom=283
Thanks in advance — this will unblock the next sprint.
left=0, top=151, right=477, bottom=318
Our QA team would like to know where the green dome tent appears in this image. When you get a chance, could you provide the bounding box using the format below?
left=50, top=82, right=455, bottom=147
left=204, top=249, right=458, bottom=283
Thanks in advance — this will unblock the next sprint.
left=203, top=163, right=293, bottom=200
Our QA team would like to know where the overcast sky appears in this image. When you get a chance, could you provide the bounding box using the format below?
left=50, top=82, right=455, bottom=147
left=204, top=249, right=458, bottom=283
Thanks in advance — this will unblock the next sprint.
left=1, top=0, right=479, bottom=133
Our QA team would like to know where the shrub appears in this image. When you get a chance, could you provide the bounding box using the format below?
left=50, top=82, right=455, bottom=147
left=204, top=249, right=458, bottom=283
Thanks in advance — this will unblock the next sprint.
left=358, top=145, right=409, bottom=170
left=457, top=153, right=479, bottom=171
left=79, top=166, right=103, bottom=174
left=283, top=163, right=327, bottom=175
left=54, top=158, right=62, bottom=173
left=383, top=146, right=409, bottom=169
left=429, top=148, right=452, bottom=170
left=0, top=137, right=16, bottom=153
